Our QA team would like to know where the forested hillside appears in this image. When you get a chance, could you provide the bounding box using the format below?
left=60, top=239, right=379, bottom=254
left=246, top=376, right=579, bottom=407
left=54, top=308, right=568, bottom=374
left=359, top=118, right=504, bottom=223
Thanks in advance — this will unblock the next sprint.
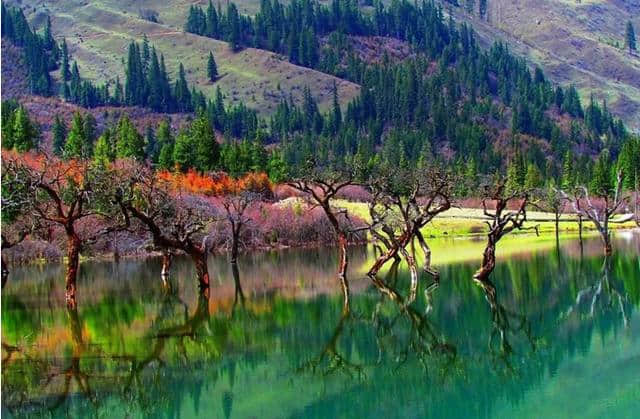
left=2, top=0, right=639, bottom=194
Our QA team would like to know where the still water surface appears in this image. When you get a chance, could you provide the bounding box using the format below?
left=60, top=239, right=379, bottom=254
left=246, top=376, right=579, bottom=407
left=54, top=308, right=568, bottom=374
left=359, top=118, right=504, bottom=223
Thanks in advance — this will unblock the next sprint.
left=2, top=234, right=640, bottom=418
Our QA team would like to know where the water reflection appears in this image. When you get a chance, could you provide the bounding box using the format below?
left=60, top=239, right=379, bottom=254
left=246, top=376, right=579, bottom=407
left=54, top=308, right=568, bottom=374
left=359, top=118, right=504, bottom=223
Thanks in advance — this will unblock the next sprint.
left=2, top=235, right=640, bottom=418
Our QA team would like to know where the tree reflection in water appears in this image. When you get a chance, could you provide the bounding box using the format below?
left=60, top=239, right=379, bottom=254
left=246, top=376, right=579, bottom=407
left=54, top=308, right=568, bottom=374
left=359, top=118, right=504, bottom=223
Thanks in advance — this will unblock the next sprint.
left=2, top=240, right=639, bottom=418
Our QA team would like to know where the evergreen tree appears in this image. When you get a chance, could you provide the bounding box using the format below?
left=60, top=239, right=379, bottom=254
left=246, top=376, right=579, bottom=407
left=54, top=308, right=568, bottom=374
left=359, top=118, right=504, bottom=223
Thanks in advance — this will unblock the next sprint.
left=524, top=163, right=543, bottom=189
left=154, top=119, right=174, bottom=163
left=12, top=106, right=37, bottom=152
left=61, top=38, right=71, bottom=81
left=479, top=0, right=487, bottom=19
left=93, top=129, right=115, bottom=167
left=227, top=3, right=241, bottom=51
left=144, top=124, right=157, bottom=160
left=560, top=151, right=574, bottom=190
left=82, top=113, right=97, bottom=157
left=52, top=114, right=67, bottom=156
left=63, top=112, right=87, bottom=159
left=207, top=51, right=218, bottom=82
left=626, top=21, right=636, bottom=52
left=191, top=114, right=219, bottom=171
left=115, top=116, right=145, bottom=160
left=505, top=162, right=521, bottom=195
left=267, top=151, right=288, bottom=182
left=590, top=150, right=613, bottom=196
left=173, top=130, right=195, bottom=170
left=174, top=63, right=192, bottom=112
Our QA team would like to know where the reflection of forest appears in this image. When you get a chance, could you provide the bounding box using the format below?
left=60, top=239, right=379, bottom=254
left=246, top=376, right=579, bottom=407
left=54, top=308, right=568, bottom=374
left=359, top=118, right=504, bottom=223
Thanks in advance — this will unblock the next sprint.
left=2, top=244, right=639, bottom=417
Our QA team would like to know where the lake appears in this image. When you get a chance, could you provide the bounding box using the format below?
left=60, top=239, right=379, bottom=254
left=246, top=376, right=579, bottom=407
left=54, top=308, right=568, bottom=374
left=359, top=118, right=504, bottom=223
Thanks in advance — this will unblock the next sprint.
left=2, top=233, right=640, bottom=418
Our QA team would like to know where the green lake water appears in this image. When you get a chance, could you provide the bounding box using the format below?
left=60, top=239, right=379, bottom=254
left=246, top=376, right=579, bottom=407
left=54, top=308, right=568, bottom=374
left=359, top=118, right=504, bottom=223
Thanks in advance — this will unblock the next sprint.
left=2, top=233, right=640, bottom=418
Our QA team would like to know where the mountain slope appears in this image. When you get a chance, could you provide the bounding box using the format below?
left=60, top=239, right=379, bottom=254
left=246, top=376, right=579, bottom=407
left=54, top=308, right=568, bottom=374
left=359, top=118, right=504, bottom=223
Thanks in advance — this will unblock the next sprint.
left=448, top=0, right=640, bottom=131
left=13, top=0, right=360, bottom=115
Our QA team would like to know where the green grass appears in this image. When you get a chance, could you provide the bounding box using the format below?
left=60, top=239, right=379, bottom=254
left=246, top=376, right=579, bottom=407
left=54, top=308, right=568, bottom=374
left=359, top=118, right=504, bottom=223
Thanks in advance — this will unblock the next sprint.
left=334, top=199, right=637, bottom=239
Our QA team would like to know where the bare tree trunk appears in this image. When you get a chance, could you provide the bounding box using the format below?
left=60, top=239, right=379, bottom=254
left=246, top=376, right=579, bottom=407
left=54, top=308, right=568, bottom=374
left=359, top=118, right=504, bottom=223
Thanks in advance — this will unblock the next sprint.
left=191, top=250, right=210, bottom=289
left=415, top=229, right=439, bottom=281
left=230, top=227, right=240, bottom=264
left=603, top=233, right=613, bottom=256
left=554, top=213, right=560, bottom=245
left=161, top=249, right=172, bottom=285
left=337, top=233, right=350, bottom=314
left=1, top=258, right=8, bottom=289
left=231, top=262, right=245, bottom=310
left=474, top=239, right=496, bottom=283
left=65, top=232, right=81, bottom=309
left=398, top=247, right=418, bottom=305
left=113, top=231, right=120, bottom=263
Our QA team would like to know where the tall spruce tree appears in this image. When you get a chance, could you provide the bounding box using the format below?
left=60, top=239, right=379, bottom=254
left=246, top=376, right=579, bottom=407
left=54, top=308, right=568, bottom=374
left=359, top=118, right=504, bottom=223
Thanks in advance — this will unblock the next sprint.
left=11, top=107, right=37, bottom=152
left=626, top=21, right=636, bottom=52
left=52, top=114, right=67, bottom=156
left=63, top=112, right=87, bottom=159
left=207, top=51, right=218, bottom=82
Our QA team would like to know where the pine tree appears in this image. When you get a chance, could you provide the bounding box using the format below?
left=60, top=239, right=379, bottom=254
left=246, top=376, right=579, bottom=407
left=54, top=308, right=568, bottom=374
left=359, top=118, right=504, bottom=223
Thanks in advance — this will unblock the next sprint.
left=154, top=119, right=174, bottom=163
left=227, top=3, right=241, bottom=51
left=61, top=38, right=70, bottom=81
left=330, top=81, right=342, bottom=134
left=144, top=124, right=157, bottom=160
left=115, top=116, right=145, bottom=160
left=590, top=150, right=613, bottom=196
left=267, top=151, right=288, bottom=183
left=626, top=21, right=636, bottom=52
left=207, top=51, right=218, bottom=82
left=524, top=163, right=543, bottom=189
left=479, top=0, right=487, bottom=19
left=505, top=162, right=521, bottom=195
left=191, top=114, right=218, bottom=171
left=560, top=151, right=574, bottom=190
left=12, top=106, right=37, bottom=152
left=173, top=130, right=195, bottom=170
left=52, top=114, right=67, bottom=156
left=174, top=63, right=192, bottom=112
left=93, top=129, right=115, bottom=167
left=82, top=113, right=97, bottom=157
left=63, top=112, right=87, bottom=159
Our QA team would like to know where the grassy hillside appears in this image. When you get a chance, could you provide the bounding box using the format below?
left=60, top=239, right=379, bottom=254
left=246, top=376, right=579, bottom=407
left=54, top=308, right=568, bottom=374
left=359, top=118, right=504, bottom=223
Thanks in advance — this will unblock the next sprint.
left=14, top=0, right=360, bottom=116
left=448, top=0, right=640, bottom=132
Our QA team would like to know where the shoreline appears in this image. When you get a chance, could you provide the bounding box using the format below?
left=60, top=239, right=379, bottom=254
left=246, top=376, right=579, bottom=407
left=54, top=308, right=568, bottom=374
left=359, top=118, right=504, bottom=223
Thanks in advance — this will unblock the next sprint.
left=5, top=218, right=637, bottom=269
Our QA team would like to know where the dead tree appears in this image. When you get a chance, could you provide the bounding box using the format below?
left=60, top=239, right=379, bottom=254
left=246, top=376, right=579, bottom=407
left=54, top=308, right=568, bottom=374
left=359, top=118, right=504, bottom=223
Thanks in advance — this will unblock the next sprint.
left=219, top=191, right=264, bottom=264
left=288, top=167, right=366, bottom=314
left=115, top=163, right=217, bottom=289
left=535, top=185, right=568, bottom=244
left=474, top=182, right=533, bottom=283
left=366, top=168, right=453, bottom=304
left=2, top=153, right=126, bottom=307
left=560, top=170, right=631, bottom=256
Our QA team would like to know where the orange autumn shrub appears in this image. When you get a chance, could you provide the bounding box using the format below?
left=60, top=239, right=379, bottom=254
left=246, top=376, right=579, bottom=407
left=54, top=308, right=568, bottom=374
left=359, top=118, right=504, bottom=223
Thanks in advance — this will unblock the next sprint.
left=2, top=150, right=86, bottom=184
left=156, top=169, right=273, bottom=196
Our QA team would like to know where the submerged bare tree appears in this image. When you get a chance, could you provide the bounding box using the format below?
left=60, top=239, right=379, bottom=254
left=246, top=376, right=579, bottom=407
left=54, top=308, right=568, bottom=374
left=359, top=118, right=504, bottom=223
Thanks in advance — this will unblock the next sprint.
left=560, top=170, right=631, bottom=256
left=288, top=164, right=366, bottom=314
left=2, top=153, right=126, bottom=307
left=474, top=180, right=533, bottom=283
left=115, top=162, right=217, bottom=289
left=535, top=185, right=568, bottom=244
left=366, top=167, right=453, bottom=304
left=219, top=191, right=264, bottom=264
